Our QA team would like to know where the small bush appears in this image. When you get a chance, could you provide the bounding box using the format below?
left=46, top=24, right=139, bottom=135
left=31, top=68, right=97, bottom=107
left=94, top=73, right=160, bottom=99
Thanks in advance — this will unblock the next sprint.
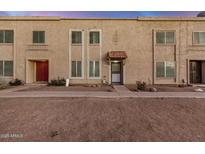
left=9, top=78, right=23, bottom=86
left=136, top=81, right=146, bottom=91
left=48, top=77, right=66, bottom=86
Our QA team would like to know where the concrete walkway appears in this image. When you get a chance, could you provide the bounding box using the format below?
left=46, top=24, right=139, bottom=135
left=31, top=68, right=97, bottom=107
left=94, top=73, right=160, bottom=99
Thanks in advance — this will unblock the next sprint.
left=113, top=85, right=133, bottom=94
left=0, top=85, right=205, bottom=98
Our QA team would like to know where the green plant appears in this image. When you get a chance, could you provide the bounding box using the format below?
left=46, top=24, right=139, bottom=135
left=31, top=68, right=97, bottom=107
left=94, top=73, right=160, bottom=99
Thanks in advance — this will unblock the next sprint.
left=136, top=81, right=146, bottom=91
left=9, top=78, right=23, bottom=86
left=48, top=77, right=66, bottom=86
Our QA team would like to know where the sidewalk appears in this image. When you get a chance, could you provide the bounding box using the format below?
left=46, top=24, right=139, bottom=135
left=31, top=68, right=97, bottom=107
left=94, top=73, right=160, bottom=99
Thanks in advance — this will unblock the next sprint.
left=0, top=85, right=205, bottom=98
left=0, top=90, right=205, bottom=98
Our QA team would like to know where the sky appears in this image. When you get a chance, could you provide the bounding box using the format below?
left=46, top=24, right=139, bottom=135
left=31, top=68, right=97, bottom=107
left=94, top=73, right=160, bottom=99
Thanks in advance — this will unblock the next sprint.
left=0, top=11, right=201, bottom=18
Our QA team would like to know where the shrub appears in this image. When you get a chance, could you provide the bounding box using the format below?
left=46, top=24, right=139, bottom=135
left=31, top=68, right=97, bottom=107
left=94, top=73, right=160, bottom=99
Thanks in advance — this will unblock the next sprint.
left=136, top=81, right=146, bottom=91
left=9, top=78, right=23, bottom=86
left=48, top=77, right=66, bottom=86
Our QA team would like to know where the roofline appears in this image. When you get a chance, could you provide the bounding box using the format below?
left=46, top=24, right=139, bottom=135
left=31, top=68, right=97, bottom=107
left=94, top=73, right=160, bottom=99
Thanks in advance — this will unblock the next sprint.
left=0, top=16, right=205, bottom=21
left=137, top=16, right=205, bottom=21
left=0, top=16, right=60, bottom=21
left=61, top=17, right=137, bottom=20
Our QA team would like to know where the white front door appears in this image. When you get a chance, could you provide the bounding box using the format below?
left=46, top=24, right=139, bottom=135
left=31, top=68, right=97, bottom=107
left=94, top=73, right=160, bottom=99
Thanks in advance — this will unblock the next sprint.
left=111, top=62, right=122, bottom=84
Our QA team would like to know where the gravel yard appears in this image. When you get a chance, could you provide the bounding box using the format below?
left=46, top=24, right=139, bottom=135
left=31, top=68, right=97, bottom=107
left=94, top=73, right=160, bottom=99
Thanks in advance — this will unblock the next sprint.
left=126, top=84, right=205, bottom=92
left=0, top=97, right=205, bottom=141
left=17, top=85, right=115, bottom=92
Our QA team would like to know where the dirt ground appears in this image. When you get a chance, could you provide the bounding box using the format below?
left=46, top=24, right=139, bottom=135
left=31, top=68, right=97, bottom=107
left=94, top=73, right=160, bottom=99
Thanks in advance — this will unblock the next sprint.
left=18, top=85, right=115, bottom=92
left=126, top=84, right=205, bottom=92
left=0, top=97, right=205, bottom=141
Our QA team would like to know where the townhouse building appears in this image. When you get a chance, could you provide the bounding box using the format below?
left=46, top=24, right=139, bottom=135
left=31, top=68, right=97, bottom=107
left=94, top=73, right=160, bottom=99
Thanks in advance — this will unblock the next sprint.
left=0, top=16, right=205, bottom=85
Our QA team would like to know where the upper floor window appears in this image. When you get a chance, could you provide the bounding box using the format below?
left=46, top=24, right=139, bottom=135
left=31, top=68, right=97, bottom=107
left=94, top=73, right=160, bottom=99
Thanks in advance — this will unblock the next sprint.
left=89, top=31, right=100, bottom=44
left=72, top=31, right=82, bottom=44
left=156, top=61, right=175, bottom=78
left=156, top=31, right=175, bottom=44
left=0, top=30, right=14, bottom=43
left=33, top=31, right=45, bottom=43
left=193, top=32, right=205, bottom=45
left=0, top=60, right=13, bottom=76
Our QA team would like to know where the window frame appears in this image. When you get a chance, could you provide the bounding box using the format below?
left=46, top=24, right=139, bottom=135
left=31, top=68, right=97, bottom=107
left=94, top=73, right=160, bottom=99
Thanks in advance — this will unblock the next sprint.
left=192, top=31, right=205, bottom=45
left=0, top=30, right=14, bottom=44
left=156, top=61, right=176, bottom=78
left=71, top=31, right=82, bottom=44
left=0, top=60, right=13, bottom=77
left=32, top=31, right=45, bottom=44
left=89, top=31, right=100, bottom=45
left=155, top=31, right=176, bottom=45
left=89, top=60, right=100, bottom=79
left=71, top=60, right=82, bottom=78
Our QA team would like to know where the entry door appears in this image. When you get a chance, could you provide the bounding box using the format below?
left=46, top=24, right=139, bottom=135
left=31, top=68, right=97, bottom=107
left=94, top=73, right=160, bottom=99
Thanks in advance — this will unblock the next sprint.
left=111, top=62, right=122, bottom=84
left=36, top=61, right=48, bottom=82
left=190, top=61, right=202, bottom=84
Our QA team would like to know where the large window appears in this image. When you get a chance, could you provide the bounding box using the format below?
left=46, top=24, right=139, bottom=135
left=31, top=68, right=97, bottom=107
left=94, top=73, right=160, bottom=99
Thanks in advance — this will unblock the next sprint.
left=156, top=61, right=175, bottom=78
left=71, top=61, right=82, bottom=77
left=89, top=61, right=100, bottom=77
left=156, top=31, right=175, bottom=44
left=193, top=32, right=205, bottom=45
left=89, top=31, right=100, bottom=44
left=0, top=60, right=13, bottom=76
left=33, top=31, right=45, bottom=43
left=0, top=30, right=14, bottom=43
left=72, top=31, right=82, bottom=44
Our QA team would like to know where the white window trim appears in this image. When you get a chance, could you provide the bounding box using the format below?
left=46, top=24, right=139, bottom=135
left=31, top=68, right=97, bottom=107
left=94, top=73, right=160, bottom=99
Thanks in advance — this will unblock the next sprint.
left=192, top=31, right=205, bottom=45
left=89, top=60, right=100, bottom=79
left=32, top=30, right=46, bottom=45
left=71, top=31, right=82, bottom=45
left=0, top=30, right=14, bottom=44
left=155, top=31, right=176, bottom=45
left=69, top=29, right=84, bottom=79
left=156, top=61, right=176, bottom=78
left=0, top=60, right=13, bottom=77
left=89, top=31, right=100, bottom=45
left=71, top=60, right=82, bottom=78
left=87, top=29, right=102, bottom=80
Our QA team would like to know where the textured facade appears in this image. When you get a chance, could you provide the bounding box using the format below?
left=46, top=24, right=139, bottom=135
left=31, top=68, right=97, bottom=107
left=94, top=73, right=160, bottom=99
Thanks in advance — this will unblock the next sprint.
left=1, top=16, right=205, bottom=85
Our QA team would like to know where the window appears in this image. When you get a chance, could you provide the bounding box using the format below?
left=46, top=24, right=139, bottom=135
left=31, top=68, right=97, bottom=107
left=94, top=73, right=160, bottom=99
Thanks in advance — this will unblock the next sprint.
left=72, top=31, right=82, bottom=44
left=156, top=31, right=175, bottom=44
left=0, top=60, right=13, bottom=76
left=33, top=31, right=45, bottom=43
left=193, top=32, right=205, bottom=45
left=0, top=61, right=3, bottom=76
left=71, top=61, right=82, bottom=77
left=156, top=62, right=165, bottom=77
left=89, top=61, right=100, bottom=77
left=156, top=61, right=175, bottom=78
left=89, top=31, right=100, bottom=44
left=0, top=30, right=14, bottom=43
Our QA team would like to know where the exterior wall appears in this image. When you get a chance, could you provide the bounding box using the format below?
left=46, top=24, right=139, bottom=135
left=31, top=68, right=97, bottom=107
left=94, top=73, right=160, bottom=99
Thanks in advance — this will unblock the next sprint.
left=0, top=17, right=205, bottom=84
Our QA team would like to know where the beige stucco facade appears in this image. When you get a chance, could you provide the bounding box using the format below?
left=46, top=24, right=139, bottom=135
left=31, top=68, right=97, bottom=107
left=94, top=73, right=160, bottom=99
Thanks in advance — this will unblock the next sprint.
left=1, top=16, right=205, bottom=85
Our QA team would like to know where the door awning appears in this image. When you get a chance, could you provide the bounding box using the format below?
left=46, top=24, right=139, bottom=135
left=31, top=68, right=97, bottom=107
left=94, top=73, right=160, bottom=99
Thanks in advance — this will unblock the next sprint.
left=107, top=51, right=127, bottom=59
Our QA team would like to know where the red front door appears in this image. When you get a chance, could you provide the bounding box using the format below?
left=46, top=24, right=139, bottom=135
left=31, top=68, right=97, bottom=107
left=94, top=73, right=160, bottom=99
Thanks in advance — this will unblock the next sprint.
left=36, top=61, right=48, bottom=82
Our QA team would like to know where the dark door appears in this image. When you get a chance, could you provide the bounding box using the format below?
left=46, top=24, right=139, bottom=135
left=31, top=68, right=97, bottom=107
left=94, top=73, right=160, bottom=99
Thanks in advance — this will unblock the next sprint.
left=111, top=61, right=122, bottom=84
left=36, top=61, right=48, bottom=82
left=190, top=61, right=202, bottom=84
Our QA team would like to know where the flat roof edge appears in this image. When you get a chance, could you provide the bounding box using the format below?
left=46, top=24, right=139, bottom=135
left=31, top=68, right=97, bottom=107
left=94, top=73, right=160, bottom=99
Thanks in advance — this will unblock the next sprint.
left=0, top=16, right=60, bottom=21
left=0, top=16, right=205, bottom=21
left=137, top=16, right=205, bottom=21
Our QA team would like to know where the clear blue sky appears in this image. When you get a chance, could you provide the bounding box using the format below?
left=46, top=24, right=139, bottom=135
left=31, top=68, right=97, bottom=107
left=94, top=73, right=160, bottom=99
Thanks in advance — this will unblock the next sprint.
left=0, top=11, right=201, bottom=18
